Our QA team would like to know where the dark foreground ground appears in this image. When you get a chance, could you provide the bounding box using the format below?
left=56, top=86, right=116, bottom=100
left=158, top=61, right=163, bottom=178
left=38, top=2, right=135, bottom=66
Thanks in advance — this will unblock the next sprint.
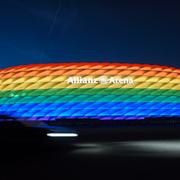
left=1, top=121, right=180, bottom=179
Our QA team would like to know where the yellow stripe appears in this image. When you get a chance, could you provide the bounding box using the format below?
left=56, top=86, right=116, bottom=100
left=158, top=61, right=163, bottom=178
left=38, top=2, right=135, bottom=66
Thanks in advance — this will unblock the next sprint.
left=0, top=81, right=179, bottom=91
left=0, top=75, right=179, bottom=85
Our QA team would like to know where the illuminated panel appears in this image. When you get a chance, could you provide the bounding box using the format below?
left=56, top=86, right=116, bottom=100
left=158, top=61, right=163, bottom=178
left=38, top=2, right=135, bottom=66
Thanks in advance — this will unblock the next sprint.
left=0, top=63, right=179, bottom=121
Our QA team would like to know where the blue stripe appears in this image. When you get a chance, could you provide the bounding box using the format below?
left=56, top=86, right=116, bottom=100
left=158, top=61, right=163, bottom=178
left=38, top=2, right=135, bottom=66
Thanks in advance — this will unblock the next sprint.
left=0, top=102, right=179, bottom=119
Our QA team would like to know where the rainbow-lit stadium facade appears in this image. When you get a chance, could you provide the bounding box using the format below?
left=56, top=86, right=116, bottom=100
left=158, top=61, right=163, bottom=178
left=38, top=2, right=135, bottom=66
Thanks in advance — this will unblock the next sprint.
left=0, top=63, right=179, bottom=121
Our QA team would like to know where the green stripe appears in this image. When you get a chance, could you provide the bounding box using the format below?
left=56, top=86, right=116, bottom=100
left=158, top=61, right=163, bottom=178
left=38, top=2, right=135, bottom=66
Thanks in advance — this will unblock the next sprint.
left=0, top=88, right=179, bottom=98
left=0, top=95, right=179, bottom=104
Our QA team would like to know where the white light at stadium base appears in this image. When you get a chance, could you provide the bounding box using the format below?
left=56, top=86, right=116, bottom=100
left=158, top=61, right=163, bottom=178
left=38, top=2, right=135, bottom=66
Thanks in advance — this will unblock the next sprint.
left=47, top=133, right=78, bottom=137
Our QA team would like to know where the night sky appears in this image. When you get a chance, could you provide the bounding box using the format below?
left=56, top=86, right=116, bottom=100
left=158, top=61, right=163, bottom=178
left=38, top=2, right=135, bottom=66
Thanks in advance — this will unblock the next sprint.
left=0, top=0, right=180, bottom=68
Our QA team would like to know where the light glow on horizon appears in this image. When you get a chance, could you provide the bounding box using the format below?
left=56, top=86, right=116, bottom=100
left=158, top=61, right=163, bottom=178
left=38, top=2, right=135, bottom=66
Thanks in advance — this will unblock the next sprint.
left=47, top=133, right=78, bottom=137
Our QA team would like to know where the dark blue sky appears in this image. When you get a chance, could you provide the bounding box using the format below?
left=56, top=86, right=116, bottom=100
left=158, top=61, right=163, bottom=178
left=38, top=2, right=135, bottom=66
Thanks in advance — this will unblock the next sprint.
left=0, top=0, right=180, bottom=68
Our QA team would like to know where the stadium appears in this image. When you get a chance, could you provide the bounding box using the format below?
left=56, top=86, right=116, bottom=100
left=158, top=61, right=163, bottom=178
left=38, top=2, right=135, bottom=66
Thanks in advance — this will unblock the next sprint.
left=0, top=62, right=179, bottom=122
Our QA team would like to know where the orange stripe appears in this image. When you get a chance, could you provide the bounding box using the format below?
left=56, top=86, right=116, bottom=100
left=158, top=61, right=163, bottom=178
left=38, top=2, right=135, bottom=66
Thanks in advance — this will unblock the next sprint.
left=0, top=63, right=179, bottom=73
left=0, top=69, right=179, bottom=79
